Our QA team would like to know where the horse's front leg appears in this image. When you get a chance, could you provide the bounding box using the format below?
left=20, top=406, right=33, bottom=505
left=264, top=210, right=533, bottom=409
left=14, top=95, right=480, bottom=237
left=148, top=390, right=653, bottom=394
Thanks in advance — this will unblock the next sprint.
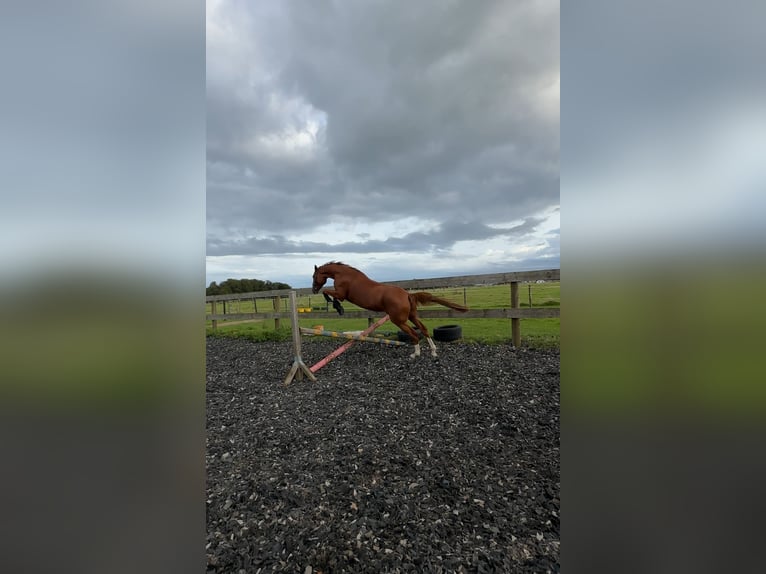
left=322, top=290, right=345, bottom=315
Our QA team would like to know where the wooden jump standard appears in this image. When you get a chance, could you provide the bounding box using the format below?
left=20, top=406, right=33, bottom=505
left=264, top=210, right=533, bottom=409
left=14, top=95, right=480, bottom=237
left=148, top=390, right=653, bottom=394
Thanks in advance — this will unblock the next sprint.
left=283, top=291, right=406, bottom=385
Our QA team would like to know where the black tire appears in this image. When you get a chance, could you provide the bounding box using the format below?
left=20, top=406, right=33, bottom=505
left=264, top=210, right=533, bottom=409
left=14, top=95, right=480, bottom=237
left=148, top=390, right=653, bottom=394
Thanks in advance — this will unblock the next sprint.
left=433, top=324, right=462, bottom=342
left=397, top=328, right=422, bottom=343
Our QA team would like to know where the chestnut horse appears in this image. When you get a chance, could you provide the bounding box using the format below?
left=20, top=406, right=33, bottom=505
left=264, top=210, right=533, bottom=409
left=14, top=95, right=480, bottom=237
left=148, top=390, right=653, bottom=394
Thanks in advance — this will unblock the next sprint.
left=312, top=262, right=468, bottom=358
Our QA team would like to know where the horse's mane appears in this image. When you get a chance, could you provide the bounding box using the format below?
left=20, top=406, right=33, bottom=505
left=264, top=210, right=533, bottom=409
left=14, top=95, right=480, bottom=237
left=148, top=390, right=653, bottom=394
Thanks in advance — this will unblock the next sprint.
left=321, top=261, right=361, bottom=272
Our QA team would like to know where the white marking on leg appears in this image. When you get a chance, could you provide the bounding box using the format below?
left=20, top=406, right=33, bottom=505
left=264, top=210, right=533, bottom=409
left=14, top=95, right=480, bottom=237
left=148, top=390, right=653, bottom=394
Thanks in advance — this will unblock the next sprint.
left=427, top=337, right=437, bottom=357
left=409, top=342, right=421, bottom=359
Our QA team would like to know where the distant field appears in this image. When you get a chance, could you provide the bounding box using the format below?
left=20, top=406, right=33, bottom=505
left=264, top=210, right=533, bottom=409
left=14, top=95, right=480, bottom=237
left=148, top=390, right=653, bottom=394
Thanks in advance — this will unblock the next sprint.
left=206, top=282, right=559, bottom=347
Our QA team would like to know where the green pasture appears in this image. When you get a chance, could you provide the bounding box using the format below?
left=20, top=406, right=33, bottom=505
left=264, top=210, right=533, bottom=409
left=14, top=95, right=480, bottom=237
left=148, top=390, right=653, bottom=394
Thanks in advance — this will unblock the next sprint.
left=205, top=282, right=559, bottom=347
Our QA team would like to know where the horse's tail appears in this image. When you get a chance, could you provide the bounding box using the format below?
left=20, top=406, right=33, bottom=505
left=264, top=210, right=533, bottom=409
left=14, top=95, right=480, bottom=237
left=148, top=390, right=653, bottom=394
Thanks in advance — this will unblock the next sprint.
left=410, top=291, right=468, bottom=312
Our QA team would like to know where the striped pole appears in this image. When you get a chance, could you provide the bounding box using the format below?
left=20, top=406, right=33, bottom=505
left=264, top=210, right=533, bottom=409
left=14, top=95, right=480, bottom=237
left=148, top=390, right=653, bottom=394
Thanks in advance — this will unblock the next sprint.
left=305, top=314, right=397, bottom=373
left=301, top=327, right=409, bottom=346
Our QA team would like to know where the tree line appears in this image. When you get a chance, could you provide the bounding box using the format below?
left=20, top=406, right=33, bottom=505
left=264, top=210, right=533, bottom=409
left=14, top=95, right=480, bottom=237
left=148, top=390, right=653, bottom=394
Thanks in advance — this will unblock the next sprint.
left=206, top=278, right=291, bottom=296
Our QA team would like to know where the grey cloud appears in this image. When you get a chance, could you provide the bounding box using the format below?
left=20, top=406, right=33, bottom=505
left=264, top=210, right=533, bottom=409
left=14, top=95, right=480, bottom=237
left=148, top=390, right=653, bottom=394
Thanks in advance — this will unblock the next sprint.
left=207, top=218, right=544, bottom=257
left=207, top=0, right=559, bottom=241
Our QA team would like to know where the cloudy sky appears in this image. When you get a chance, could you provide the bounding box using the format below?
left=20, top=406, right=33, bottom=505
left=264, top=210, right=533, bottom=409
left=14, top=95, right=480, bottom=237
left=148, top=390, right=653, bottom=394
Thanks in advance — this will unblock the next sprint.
left=206, top=0, right=559, bottom=288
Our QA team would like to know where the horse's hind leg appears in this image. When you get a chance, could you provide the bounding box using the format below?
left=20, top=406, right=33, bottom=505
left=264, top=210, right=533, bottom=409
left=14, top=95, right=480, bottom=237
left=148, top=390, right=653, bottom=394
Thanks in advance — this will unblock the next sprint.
left=394, top=320, right=422, bottom=358
left=410, top=314, right=437, bottom=357
left=424, top=336, right=437, bottom=357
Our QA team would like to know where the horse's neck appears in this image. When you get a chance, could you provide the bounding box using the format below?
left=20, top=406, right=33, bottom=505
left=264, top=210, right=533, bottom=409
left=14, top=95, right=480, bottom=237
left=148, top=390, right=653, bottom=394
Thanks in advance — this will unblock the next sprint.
left=327, top=265, right=343, bottom=278
left=330, top=265, right=369, bottom=283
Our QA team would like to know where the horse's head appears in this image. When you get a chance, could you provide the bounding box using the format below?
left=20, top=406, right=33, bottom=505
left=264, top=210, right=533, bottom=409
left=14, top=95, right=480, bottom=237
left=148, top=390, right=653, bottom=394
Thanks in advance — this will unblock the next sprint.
left=312, top=264, right=327, bottom=293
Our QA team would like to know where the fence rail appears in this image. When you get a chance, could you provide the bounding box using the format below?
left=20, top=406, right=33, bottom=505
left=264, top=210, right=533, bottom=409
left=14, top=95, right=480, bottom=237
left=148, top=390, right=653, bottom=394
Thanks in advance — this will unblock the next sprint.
left=205, top=268, right=560, bottom=347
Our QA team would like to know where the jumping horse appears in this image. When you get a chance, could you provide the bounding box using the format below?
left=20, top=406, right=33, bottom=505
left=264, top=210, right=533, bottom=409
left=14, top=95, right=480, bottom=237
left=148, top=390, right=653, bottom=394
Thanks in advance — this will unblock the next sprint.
left=312, top=262, right=468, bottom=358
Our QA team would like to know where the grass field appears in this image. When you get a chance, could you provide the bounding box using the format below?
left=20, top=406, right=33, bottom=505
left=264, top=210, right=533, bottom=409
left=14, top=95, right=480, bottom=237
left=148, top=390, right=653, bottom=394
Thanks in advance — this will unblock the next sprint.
left=206, top=282, right=560, bottom=315
left=206, top=282, right=559, bottom=347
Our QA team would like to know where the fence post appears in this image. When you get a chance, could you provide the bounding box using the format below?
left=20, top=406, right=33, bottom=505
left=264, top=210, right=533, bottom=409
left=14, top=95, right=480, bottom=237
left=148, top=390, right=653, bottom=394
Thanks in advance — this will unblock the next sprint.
left=211, top=300, right=218, bottom=331
left=273, top=296, right=281, bottom=330
left=510, top=282, right=520, bottom=347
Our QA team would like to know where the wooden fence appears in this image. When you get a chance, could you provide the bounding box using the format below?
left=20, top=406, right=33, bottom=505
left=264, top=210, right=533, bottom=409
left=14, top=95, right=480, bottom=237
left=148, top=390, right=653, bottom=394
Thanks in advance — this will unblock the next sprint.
left=205, top=268, right=560, bottom=347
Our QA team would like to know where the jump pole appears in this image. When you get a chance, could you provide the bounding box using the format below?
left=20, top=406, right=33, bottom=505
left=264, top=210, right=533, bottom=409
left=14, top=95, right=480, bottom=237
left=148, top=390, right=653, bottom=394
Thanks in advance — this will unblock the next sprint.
left=283, top=290, right=404, bottom=384
left=307, top=314, right=395, bottom=373
left=301, top=325, right=407, bottom=362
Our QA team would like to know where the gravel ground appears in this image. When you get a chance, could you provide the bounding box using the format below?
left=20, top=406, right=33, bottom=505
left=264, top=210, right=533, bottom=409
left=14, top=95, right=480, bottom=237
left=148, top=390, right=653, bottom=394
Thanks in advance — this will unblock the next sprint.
left=206, top=336, right=560, bottom=573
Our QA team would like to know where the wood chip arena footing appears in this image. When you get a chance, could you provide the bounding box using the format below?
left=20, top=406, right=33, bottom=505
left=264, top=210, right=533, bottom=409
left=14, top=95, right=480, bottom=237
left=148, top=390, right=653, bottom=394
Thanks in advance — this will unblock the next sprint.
left=206, top=337, right=560, bottom=573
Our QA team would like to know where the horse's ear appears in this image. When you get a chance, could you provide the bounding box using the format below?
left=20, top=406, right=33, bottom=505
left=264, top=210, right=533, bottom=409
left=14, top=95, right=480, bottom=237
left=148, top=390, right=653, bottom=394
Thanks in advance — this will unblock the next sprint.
left=314, top=265, right=318, bottom=271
